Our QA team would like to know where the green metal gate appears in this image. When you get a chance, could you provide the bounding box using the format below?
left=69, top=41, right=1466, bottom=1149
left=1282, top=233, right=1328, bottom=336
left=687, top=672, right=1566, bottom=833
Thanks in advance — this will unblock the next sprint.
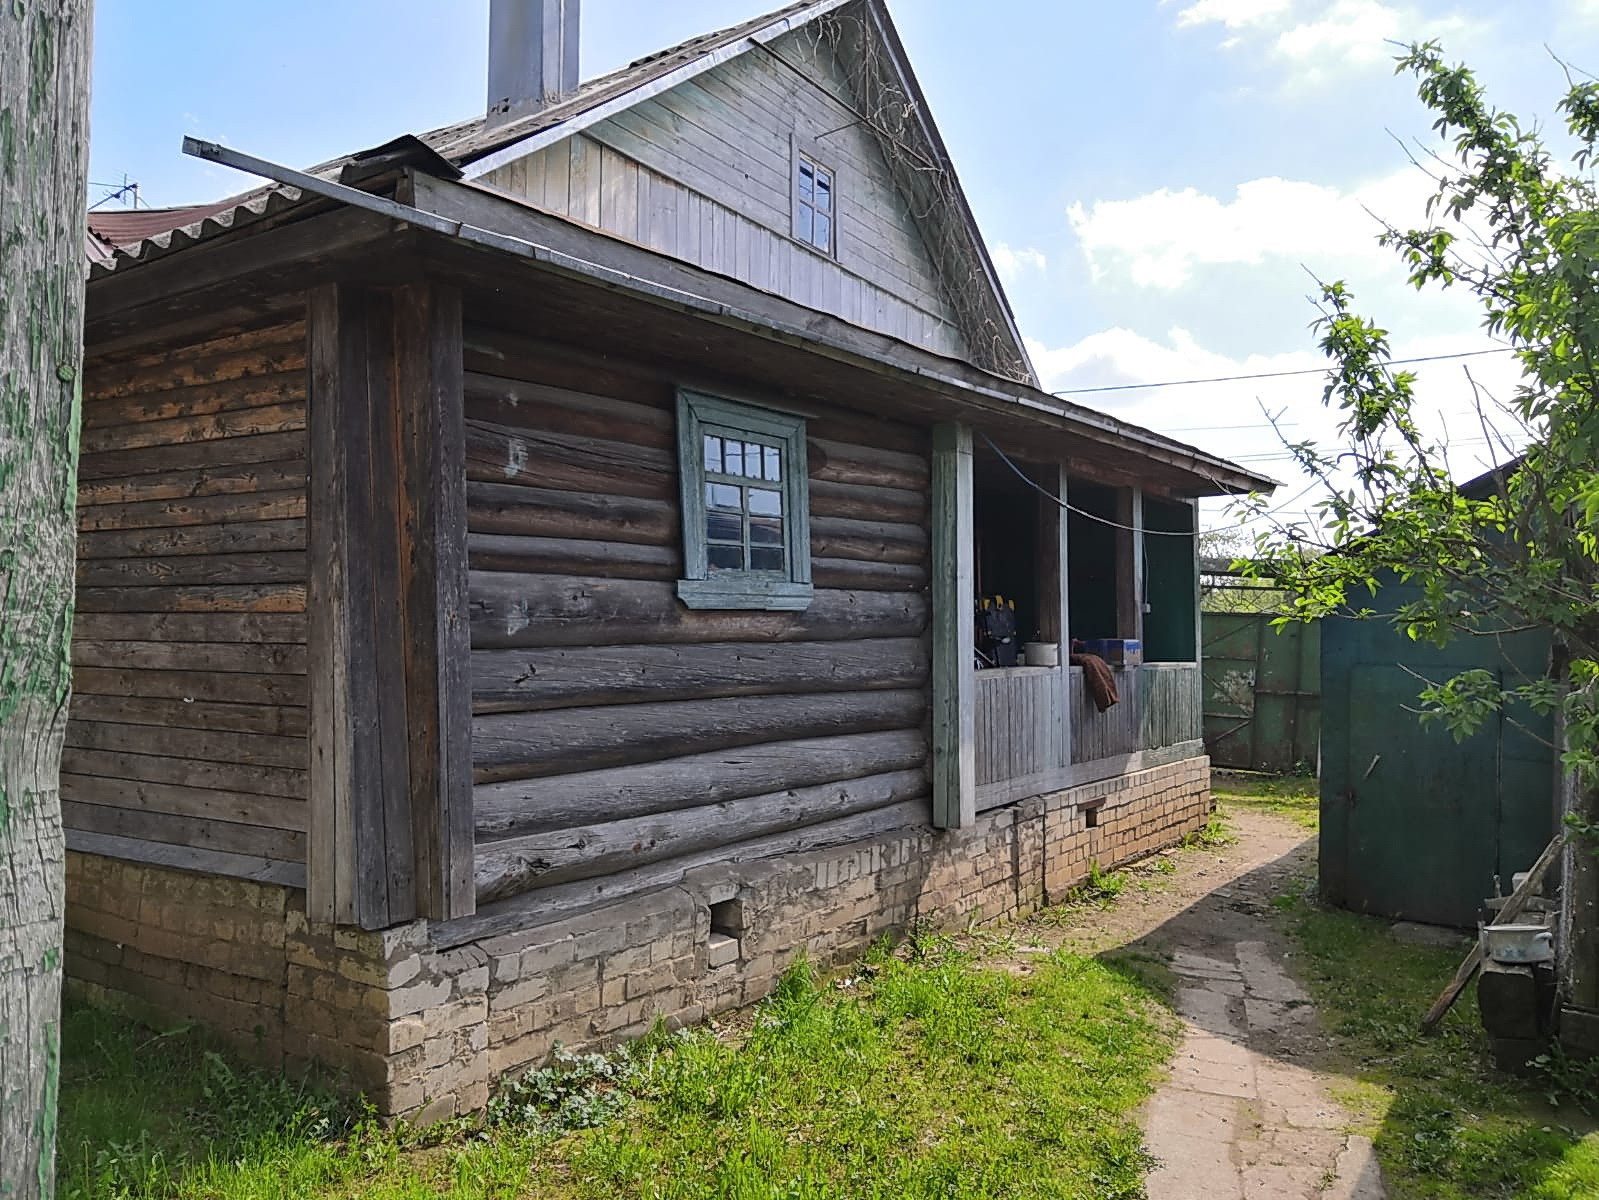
left=1201, top=612, right=1320, bottom=772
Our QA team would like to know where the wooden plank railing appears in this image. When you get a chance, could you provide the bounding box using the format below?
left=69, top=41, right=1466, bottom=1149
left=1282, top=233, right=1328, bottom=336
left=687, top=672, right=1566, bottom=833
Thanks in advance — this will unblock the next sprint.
left=975, top=662, right=1204, bottom=809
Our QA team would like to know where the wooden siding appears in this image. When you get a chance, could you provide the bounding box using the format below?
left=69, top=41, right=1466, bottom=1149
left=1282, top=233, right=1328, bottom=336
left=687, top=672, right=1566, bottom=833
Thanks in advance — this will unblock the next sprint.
left=66, top=317, right=310, bottom=871
left=480, top=29, right=967, bottom=361
left=974, top=662, right=1203, bottom=809
left=463, top=324, right=933, bottom=908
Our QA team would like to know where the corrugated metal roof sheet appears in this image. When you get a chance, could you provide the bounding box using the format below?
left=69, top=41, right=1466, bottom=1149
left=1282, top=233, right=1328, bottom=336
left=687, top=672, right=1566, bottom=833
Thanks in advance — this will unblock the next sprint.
left=86, top=186, right=308, bottom=279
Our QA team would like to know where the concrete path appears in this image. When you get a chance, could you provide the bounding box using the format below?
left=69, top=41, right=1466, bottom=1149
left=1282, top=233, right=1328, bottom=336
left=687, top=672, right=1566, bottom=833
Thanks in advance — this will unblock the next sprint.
left=1143, top=938, right=1385, bottom=1199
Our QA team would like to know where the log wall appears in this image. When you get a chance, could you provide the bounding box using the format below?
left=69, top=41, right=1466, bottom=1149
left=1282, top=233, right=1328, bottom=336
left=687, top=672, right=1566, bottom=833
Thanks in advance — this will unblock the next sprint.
left=65, top=315, right=310, bottom=875
left=463, top=325, right=933, bottom=906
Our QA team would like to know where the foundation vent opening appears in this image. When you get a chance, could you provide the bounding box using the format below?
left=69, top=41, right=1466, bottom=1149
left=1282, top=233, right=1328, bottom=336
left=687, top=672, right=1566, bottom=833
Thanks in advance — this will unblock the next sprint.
left=707, top=898, right=745, bottom=969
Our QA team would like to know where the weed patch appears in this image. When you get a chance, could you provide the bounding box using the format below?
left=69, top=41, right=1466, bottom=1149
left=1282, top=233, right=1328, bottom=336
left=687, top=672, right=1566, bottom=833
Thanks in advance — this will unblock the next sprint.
left=1213, top=772, right=1319, bottom=830
left=60, top=939, right=1177, bottom=1199
left=1285, top=898, right=1599, bottom=1199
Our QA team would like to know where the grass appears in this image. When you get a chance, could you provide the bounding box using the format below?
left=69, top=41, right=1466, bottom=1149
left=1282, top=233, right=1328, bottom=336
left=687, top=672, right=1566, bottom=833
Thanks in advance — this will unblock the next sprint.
left=1285, top=898, right=1599, bottom=1199
left=1212, top=771, right=1319, bottom=830
left=58, top=937, right=1179, bottom=1200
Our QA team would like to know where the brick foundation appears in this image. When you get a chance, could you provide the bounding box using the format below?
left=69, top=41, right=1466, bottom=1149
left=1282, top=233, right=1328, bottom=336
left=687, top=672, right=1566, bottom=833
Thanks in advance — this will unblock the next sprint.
left=65, top=755, right=1210, bottom=1120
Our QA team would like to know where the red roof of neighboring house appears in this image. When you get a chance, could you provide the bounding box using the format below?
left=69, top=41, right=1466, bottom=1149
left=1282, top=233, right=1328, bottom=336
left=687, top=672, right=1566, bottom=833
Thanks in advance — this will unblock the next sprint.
left=86, top=200, right=239, bottom=252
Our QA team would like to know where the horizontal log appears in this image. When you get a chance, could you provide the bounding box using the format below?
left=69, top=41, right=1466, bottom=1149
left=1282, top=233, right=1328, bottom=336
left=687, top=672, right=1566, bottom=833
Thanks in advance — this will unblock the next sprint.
left=809, top=436, right=927, bottom=489
left=87, top=318, right=305, bottom=375
left=77, top=518, right=306, bottom=561
left=469, top=574, right=929, bottom=648
left=471, top=637, right=927, bottom=713
left=80, top=401, right=307, bottom=456
left=811, top=516, right=926, bottom=565
left=466, top=480, right=674, bottom=545
left=83, top=370, right=305, bottom=429
left=475, top=767, right=927, bottom=900
left=464, top=371, right=672, bottom=449
left=461, top=798, right=928, bottom=918
left=71, top=611, right=306, bottom=643
left=809, top=477, right=926, bottom=524
left=78, top=460, right=306, bottom=507
left=463, top=326, right=673, bottom=398
left=78, top=489, right=305, bottom=532
left=78, top=430, right=307, bottom=481
left=76, top=583, right=306, bottom=615
left=465, top=419, right=673, bottom=499
left=60, top=747, right=308, bottom=800
left=467, top=532, right=679, bottom=580
left=72, top=639, right=307, bottom=674
left=810, top=556, right=928, bottom=592
left=69, top=693, right=308, bottom=737
left=86, top=341, right=306, bottom=400
left=76, top=551, right=306, bottom=588
left=71, top=667, right=306, bottom=707
left=473, top=728, right=929, bottom=837
left=472, top=688, right=925, bottom=782
left=62, top=797, right=305, bottom=861
left=65, top=720, right=306, bottom=770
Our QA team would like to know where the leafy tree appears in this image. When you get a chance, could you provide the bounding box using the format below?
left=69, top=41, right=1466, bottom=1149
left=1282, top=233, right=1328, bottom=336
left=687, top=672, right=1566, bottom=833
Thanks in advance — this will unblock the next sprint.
left=1243, top=42, right=1599, bottom=1008
left=0, top=3, right=93, bottom=1196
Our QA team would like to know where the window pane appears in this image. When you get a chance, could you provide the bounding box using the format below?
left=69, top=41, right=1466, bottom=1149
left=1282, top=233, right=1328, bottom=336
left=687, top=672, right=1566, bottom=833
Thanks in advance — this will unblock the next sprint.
left=763, top=445, right=781, bottom=482
left=742, top=443, right=765, bottom=478
left=708, top=544, right=744, bottom=572
left=749, top=488, right=782, bottom=516
left=816, top=170, right=832, bottom=213
left=704, top=435, right=723, bottom=474
left=723, top=440, right=744, bottom=477
left=798, top=160, right=814, bottom=200
left=706, top=511, right=742, bottom=542
left=706, top=482, right=741, bottom=511
left=750, top=516, right=784, bottom=545
left=750, top=546, right=785, bottom=572
left=796, top=201, right=813, bottom=243
left=813, top=212, right=831, bottom=252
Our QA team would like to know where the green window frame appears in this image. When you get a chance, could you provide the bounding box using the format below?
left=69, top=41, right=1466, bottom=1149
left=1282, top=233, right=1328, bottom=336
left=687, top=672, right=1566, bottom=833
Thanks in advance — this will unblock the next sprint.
left=677, top=389, right=813, bottom=611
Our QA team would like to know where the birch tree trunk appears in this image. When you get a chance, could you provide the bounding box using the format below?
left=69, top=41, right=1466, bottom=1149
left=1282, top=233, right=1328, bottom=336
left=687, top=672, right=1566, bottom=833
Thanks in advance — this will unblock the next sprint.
left=0, top=4, right=92, bottom=1197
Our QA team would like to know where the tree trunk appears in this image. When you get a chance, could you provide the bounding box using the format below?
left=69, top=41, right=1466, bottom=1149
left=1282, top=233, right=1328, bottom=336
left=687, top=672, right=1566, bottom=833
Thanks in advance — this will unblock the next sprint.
left=1, top=4, right=93, bottom=1197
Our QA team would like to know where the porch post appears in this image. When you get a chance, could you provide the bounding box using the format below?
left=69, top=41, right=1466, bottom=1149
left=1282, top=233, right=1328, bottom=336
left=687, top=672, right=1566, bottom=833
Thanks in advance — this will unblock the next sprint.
left=1058, top=467, right=1073, bottom=766
left=306, top=281, right=474, bottom=927
left=1115, top=487, right=1145, bottom=644
left=931, top=423, right=975, bottom=829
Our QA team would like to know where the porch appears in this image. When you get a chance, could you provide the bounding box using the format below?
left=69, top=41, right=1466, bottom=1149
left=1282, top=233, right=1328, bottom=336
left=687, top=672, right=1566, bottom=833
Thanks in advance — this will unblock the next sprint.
left=973, top=662, right=1205, bottom=810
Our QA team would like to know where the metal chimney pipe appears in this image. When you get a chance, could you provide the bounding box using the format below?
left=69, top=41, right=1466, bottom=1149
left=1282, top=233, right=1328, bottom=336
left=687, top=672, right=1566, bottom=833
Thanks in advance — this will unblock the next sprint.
left=487, top=0, right=580, bottom=127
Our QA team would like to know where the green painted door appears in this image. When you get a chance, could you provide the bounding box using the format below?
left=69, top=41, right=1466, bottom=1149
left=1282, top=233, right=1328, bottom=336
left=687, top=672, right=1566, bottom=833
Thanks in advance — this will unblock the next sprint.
left=1335, top=664, right=1503, bottom=927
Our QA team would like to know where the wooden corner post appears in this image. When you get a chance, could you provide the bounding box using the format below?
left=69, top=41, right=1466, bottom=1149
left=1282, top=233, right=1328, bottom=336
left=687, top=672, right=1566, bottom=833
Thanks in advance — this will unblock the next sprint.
left=307, top=281, right=474, bottom=929
left=932, top=423, right=975, bottom=829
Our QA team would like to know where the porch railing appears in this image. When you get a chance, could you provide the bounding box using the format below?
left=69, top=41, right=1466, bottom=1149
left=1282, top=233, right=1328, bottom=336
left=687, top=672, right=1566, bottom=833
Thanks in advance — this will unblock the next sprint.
left=973, top=662, right=1204, bottom=809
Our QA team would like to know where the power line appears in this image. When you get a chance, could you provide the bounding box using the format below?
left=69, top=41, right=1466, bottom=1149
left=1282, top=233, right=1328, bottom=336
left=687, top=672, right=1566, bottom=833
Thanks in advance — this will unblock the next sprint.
left=1051, top=347, right=1513, bottom=397
left=978, top=432, right=1199, bottom=537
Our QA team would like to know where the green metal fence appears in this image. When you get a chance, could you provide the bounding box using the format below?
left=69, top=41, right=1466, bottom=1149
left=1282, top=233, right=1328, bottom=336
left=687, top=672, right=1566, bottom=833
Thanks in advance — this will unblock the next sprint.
left=1201, top=612, right=1320, bottom=773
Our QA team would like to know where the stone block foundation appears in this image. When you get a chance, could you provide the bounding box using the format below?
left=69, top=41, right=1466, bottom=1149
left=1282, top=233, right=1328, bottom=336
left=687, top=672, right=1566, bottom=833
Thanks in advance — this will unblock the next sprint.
left=64, top=755, right=1211, bottom=1121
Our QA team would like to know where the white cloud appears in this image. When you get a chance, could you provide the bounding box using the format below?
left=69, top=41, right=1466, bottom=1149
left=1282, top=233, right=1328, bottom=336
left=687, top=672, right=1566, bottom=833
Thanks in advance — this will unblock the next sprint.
left=1171, top=0, right=1487, bottom=79
left=1067, top=168, right=1434, bottom=289
left=992, top=243, right=1048, bottom=284
left=1172, top=0, right=1295, bottom=29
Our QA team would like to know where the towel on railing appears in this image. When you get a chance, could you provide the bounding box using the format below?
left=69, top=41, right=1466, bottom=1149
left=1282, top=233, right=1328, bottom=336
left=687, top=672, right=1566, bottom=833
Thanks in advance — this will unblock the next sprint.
left=1069, top=652, right=1120, bottom=712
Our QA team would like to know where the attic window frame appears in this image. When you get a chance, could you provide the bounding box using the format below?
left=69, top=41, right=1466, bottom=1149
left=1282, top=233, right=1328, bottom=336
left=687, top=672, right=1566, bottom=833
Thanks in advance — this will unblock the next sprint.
left=676, top=389, right=814, bottom=612
left=791, top=136, right=838, bottom=258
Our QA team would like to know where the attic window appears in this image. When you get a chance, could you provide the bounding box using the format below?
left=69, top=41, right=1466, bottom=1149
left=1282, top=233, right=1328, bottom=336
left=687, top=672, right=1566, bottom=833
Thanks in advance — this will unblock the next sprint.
left=794, top=155, right=835, bottom=255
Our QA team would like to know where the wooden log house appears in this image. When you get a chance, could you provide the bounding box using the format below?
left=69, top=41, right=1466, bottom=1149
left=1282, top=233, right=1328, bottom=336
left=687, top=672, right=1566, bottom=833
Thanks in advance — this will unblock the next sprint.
left=66, top=0, right=1274, bottom=1118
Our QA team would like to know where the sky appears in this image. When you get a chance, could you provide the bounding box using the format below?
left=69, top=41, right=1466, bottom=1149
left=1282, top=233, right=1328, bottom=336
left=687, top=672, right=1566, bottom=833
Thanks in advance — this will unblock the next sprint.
left=87, top=0, right=1599, bottom=535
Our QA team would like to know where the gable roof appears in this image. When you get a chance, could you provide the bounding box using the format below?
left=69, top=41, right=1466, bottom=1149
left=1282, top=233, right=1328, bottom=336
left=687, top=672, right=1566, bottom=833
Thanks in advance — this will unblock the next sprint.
left=420, top=0, right=1037, bottom=383
left=88, top=0, right=1035, bottom=384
